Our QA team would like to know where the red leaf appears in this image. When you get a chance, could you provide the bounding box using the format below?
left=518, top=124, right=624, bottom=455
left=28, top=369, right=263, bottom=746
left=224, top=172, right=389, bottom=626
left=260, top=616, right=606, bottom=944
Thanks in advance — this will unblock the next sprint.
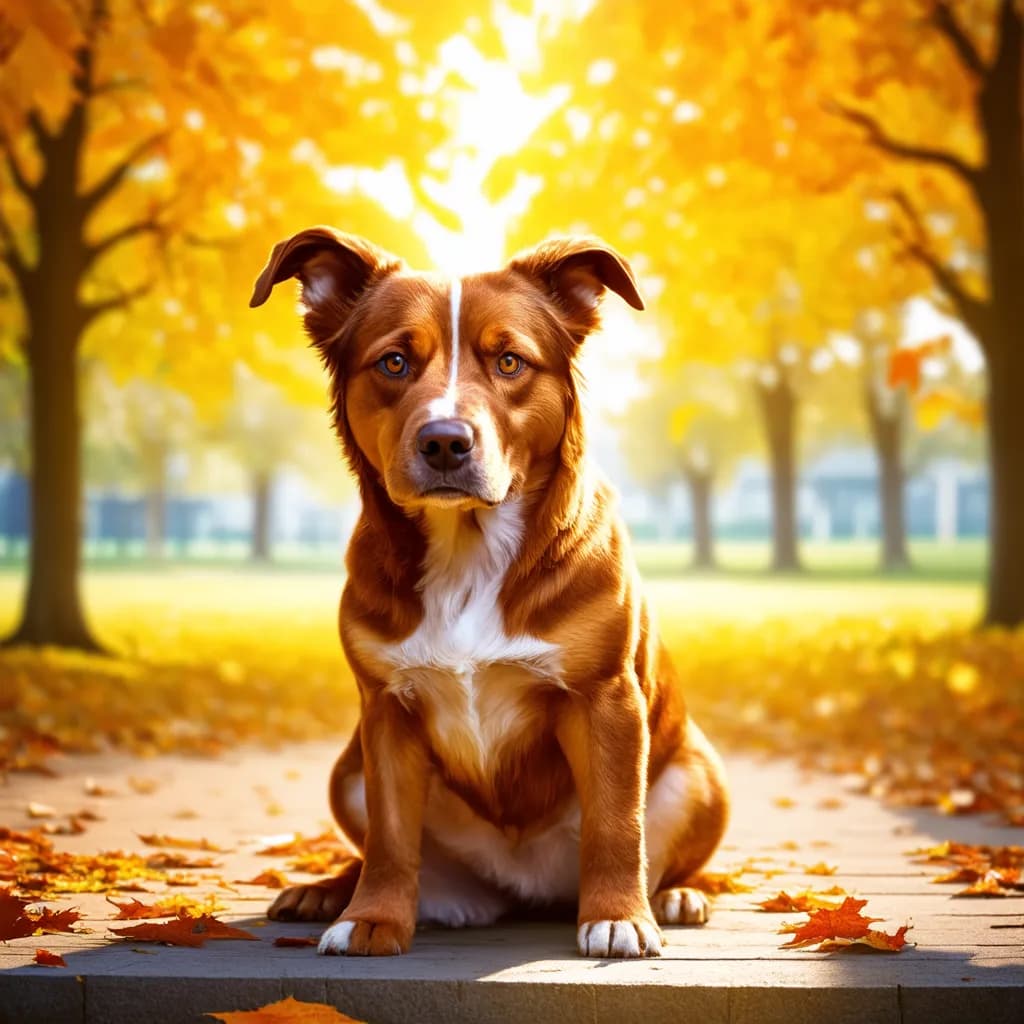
left=110, top=916, right=207, bottom=947
left=110, top=910, right=257, bottom=946
left=33, top=948, right=67, bottom=967
left=0, top=889, right=38, bottom=941
left=32, top=906, right=81, bottom=933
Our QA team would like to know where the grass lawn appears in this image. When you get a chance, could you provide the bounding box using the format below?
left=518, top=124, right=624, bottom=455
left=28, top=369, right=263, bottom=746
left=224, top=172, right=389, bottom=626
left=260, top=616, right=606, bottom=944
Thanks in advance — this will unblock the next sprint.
left=0, top=538, right=987, bottom=648
left=2, top=542, right=1017, bottom=828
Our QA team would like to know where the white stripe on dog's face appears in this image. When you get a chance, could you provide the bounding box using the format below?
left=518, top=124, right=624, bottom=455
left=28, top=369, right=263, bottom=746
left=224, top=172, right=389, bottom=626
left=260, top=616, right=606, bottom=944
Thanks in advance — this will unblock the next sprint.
left=426, top=278, right=462, bottom=420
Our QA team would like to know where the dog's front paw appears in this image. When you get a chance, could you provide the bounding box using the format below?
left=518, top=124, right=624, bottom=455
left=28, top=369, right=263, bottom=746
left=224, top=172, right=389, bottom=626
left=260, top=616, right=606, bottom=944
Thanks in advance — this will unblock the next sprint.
left=652, top=886, right=710, bottom=926
left=577, top=918, right=662, bottom=958
left=318, top=918, right=411, bottom=956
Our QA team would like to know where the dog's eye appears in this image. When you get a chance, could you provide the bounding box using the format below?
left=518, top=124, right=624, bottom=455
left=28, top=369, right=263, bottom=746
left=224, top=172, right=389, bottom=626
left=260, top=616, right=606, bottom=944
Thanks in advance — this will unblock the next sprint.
left=377, top=352, right=409, bottom=378
left=496, top=353, right=524, bottom=377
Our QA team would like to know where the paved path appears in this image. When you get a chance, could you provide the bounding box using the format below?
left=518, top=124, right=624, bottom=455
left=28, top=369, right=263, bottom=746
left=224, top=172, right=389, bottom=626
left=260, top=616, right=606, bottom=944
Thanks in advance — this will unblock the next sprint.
left=1, top=742, right=1021, bottom=1023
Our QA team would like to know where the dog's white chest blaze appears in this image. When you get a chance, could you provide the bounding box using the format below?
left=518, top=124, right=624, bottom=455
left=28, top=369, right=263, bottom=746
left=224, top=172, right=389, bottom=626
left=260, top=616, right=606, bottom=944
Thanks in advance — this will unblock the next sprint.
left=375, top=500, right=561, bottom=779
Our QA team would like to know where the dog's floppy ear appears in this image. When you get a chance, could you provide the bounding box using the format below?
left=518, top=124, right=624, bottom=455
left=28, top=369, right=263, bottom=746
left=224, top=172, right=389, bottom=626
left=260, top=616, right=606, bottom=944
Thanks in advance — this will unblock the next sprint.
left=249, top=226, right=403, bottom=350
left=508, top=236, right=644, bottom=341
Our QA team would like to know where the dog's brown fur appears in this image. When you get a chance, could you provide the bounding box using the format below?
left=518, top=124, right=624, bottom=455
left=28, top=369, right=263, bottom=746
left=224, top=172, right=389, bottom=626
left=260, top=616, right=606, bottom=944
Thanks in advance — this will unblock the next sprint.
left=250, top=228, right=728, bottom=957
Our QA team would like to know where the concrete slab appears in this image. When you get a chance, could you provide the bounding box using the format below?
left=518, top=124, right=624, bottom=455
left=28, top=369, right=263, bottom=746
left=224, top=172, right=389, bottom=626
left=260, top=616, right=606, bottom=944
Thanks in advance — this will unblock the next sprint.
left=1, top=742, right=1022, bottom=1023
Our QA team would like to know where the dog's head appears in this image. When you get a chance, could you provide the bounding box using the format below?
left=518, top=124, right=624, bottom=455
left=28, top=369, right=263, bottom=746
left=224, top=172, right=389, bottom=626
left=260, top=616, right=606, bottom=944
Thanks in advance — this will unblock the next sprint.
left=250, top=227, right=643, bottom=510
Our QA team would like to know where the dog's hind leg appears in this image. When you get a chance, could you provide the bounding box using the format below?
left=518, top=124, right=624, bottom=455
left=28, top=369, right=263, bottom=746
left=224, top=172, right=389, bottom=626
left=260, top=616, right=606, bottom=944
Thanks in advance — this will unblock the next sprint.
left=646, top=719, right=729, bottom=928
left=268, top=732, right=367, bottom=922
left=268, top=856, right=362, bottom=921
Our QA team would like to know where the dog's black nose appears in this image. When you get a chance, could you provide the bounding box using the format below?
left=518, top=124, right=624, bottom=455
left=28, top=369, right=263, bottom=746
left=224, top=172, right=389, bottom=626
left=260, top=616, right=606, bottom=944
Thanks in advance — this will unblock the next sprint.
left=417, top=419, right=475, bottom=472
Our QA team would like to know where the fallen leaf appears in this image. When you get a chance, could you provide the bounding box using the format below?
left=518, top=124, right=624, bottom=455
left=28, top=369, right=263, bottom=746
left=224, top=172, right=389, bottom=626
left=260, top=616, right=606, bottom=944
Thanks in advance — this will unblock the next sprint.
left=773, top=796, right=796, bottom=809
left=0, top=890, right=80, bottom=940
left=206, top=996, right=365, bottom=1022
left=33, top=948, right=67, bottom=967
left=0, top=889, right=37, bottom=940
left=235, top=870, right=290, bottom=889
left=193, top=915, right=260, bottom=942
left=109, top=916, right=206, bottom=947
left=145, top=852, right=220, bottom=870
left=690, top=871, right=755, bottom=895
left=26, top=803, right=56, bottom=819
left=817, top=797, right=845, bottom=810
left=272, top=935, right=318, bottom=947
left=815, top=925, right=912, bottom=952
left=32, top=906, right=82, bottom=933
left=110, top=911, right=258, bottom=946
left=107, top=894, right=225, bottom=920
left=804, top=862, right=838, bottom=876
left=757, top=889, right=848, bottom=913
left=779, top=897, right=909, bottom=952
left=137, top=834, right=226, bottom=852
left=953, top=872, right=1018, bottom=898
left=128, top=777, right=159, bottom=795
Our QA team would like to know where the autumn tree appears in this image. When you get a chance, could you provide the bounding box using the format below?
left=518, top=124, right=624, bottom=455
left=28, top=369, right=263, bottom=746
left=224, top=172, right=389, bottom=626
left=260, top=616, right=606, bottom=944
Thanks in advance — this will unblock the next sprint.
left=623, top=362, right=757, bottom=569
left=206, top=368, right=345, bottom=564
left=86, top=370, right=196, bottom=559
left=0, top=0, right=457, bottom=649
left=500, top=0, right=1020, bottom=615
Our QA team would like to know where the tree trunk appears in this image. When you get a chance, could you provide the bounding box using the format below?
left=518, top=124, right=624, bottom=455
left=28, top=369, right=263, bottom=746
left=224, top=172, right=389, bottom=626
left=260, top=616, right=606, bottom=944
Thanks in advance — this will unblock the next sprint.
left=4, top=69, right=102, bottom=650
left=983, top=347, right=1024, bottom=626
left=251, top=470, right=273, bottom=562
left=976, top=0, right=1024, bottom=626
left=6, top=336, right=101, bottom=649
left=865, top=386, right=911, bottom=572
left=685, top=468, right=716, bottom=570
left=756, top=375, right=801, bottom=571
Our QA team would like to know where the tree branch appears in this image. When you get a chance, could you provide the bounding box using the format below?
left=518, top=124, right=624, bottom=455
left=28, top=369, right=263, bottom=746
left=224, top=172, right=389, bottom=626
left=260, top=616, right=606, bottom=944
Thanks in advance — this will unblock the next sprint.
left=88, top=218, right=165, bottom=263
left=83, top=278, right=156, bottom=324
left=0, top=128, right=36, bottom=199
left=827, top=101, right=980, bottom=187
left=87, top=195, right=175, bottom=264
left=79, top=132, right=169, bottom=215
left=931, top=1, right=986, bottom=76
left=889, top=190, right=990, bottom=340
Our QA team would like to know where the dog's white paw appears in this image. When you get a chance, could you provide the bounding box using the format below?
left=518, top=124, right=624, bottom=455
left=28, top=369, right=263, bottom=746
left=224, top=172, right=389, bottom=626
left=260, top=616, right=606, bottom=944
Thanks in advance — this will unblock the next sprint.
left=318, top=918, right=409, bottom=956
left=318, top=920, right=355, bottom=955
left=652, top=886, right=710, bottom=925
left=577, top=919, right=662, bottom=958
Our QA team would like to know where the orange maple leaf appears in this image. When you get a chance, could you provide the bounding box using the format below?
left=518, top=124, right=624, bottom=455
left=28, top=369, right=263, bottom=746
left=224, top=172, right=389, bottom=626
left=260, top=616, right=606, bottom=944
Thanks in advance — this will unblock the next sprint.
left=110, top=911, right=258, bottom=946
left=33, top=948, right=67, bottom=967
left=780, top=897, right=910, bottom=952
left=690, top=870, right=755, bottom=895
left=780, top=897, right=879, bottom=945
left=206, top=996, right=365, bottom=1023
left=757, top=889, right=847, bottom=913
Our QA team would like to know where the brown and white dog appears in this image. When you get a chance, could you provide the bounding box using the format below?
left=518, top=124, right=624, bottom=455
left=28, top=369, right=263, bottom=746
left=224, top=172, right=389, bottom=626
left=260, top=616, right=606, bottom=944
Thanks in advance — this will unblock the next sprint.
left=250, top=228, right=728, bottom=958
